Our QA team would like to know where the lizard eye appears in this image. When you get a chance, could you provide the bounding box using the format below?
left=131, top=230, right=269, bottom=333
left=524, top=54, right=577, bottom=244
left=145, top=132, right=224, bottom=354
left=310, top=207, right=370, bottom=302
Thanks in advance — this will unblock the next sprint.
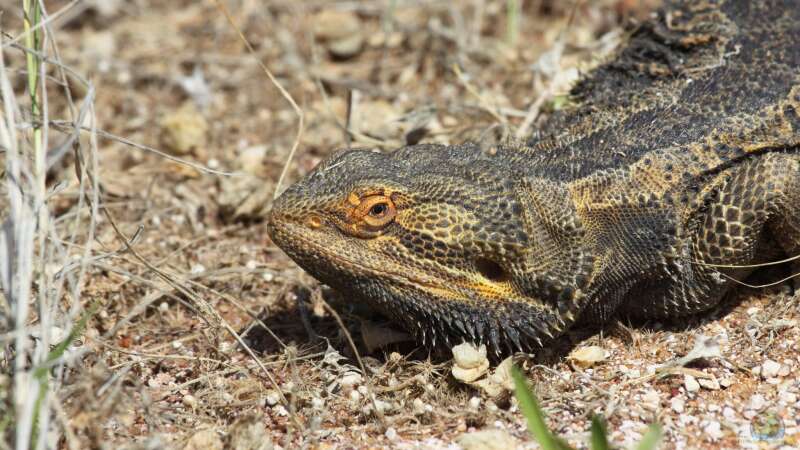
left=369, top=203, right=388, bottom=217
left=356, top=194, right=396, bottom=230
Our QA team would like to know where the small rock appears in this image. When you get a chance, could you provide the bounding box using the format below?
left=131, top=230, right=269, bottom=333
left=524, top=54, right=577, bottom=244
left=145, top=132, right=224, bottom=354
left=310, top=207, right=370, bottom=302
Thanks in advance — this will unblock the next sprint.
left=228, top=414, right=273, bottom=450
left=469, top=397, right=481, bottom=409
left=160, top=106, right=208, bottom=156
left=684, top=374, right=700, bottom=392
left=264, top=391, right=280, bottom=407
left=340, top=371, right=363, bottom=389
left=182, top=394, right=197, bottom=408
left=313, top=10, right=364, bottom=59
left=237, top=145, right=268, bottom=176
left=698, top=376, right=720, bottom=390
left=642, top=390, right=660, bottom=410
left=327, top=34, right=364, bottom=59
left=568, top=345, right=608, bottom=368
left=779, top=391, right=797, bottom=404
left=412, top=398, right=427, bottom=416
left=452, top=343, right=490, bottom=383
left=352, top=100, right=403, bottom=140
left=703, top=420, right=723, bottom=441
left=184, top=429, right=222, bottom=450
left=473, top=356, right=515, bottom=397
left=762, top=360, right=781, bottom=378
left=384, top=427, right=397, bottom=440
left=749, top=394, right=766, bottom=410
left=456, top=428, right=518, bottom=450
left=723, top=407, right=736, bottom=420
left=313, top=10, right=360, bottom=41
left=671, top=397, right=685, bottom=413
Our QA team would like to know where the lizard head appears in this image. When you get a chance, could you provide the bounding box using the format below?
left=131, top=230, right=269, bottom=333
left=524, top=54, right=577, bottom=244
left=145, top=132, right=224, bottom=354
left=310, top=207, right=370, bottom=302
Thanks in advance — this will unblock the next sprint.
left=267, top=143, right=592, bottom=355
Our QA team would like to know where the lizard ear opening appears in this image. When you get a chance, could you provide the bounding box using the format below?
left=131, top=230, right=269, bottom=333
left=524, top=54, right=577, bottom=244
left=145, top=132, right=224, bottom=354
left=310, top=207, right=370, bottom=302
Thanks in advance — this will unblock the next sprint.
left=475, top=257, right=510, bottom=282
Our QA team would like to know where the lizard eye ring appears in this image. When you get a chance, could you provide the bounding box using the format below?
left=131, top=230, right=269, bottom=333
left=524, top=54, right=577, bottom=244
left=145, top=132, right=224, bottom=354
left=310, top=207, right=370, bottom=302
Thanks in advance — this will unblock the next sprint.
left=356, top=194, right=396, bottom=229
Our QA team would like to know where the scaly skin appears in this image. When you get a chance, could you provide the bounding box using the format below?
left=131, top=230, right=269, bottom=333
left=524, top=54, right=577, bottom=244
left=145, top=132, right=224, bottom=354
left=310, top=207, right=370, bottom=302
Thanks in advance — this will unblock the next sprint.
left=267, top=0, right=800, bottom=356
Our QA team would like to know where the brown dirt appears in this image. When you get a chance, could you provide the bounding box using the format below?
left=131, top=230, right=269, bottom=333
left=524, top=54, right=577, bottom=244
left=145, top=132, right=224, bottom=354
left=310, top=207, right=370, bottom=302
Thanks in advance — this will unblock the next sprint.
left=2, top=0, right=799, bottom=448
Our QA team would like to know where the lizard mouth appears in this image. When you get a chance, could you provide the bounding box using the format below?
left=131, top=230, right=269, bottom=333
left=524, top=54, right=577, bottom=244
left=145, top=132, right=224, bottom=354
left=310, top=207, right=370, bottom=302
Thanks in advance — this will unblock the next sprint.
left=267, top=216, right=465, bottom=297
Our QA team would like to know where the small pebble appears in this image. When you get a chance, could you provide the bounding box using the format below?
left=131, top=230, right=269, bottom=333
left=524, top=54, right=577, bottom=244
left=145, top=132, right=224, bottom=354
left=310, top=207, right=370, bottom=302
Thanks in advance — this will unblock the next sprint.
left=468, top=397, right=481, bottom=409
left=723, top=407, right=736, bottom=421
left=698, top=377, right=720, bottom=390
left=182, top=394, right=197, bottom=408
left=684, top=374, right=701, bottom=392
left=780, top=391, right=797, bottom=404
left=384, top=427, right=397, bottom=440
left=264, top=391, right=280, bottom=407
left=703, top=420, right=723, bottom=441
left=762, top=359, right=781, bottom=378
left=749, top=394, right=766, bottom=410
left=670, top=397, right=685, bottom=413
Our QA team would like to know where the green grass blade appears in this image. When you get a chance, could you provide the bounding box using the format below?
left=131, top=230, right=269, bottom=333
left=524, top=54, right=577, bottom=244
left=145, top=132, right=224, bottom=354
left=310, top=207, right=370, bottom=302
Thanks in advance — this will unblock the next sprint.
left=30, top=304, right=97, bottom=448
left=590, top=416, right=610, bottom=450
left=33, top=303, right=97, bottom=380
left=635, top=424, right=663, bottom=450
left=512, top=366, right=571, bottom=450
left=505, top=0, right=520, bottom=46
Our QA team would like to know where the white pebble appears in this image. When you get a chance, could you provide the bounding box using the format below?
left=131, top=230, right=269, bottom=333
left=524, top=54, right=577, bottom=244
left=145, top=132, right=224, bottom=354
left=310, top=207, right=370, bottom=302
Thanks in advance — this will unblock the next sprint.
left=311, top=397, right=325, bottom=409
left=749, top=394, right=766, bottom=410
left=190, top=264, right=205, bottom=274
left=684, top=374, right=700, bottom=392
left=182, top=394, right=197, bottom=408
left=643, top=390, right=660, bottom=409
left=265, top=391, right=280, bottom=406
left=780, top=391, right=797, bottom=404
left=384, top=427, right=397, bottom=440
left=762, top=359, right=781, bottom=378
left=723, top=407, right=736, bottom=421
left=703, top=420, right=723, bottom=441
left=412, top=398, right=426, bottom=415
left=469, top=397, right=481, bottom=409
left=245, top=259, right=258, bottom=270
left=670, top=397, right=685, bottom=413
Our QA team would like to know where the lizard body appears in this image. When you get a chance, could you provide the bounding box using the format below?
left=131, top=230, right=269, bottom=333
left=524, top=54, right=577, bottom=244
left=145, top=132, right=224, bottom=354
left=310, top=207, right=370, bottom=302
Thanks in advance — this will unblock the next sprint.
left=268, top=0, right=800, bottom=355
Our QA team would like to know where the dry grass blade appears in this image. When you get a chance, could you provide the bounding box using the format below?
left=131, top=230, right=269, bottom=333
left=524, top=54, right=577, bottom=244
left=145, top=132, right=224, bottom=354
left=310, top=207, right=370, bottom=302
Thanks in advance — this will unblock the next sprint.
left=0, top=1, right=99, bottom=447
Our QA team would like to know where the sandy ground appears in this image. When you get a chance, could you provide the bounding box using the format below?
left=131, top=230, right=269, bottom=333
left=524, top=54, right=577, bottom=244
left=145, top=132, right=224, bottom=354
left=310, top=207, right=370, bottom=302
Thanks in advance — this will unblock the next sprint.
left=1, top=0, right=799, bottom=449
